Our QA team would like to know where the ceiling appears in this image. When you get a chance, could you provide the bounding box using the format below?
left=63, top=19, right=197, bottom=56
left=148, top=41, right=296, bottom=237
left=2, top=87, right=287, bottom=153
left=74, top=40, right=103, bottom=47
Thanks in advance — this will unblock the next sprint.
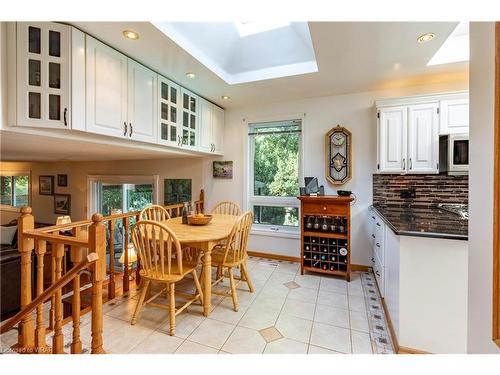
left=71, top=21, right=468, bottom=109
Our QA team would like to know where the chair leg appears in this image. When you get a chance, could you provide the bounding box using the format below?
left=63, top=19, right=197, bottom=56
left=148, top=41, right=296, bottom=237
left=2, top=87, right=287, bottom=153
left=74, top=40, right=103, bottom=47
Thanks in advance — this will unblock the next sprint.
left=131, top=280, right=150, bottom=325
left=168, top=283, right=176, bottom=336
left=228, top=268, right=239, bottom=312
left=241, top=262, right=254, bottom=293
left=192, top=270, right=204, bottom=303
left=216, top=265, right=222, bottom=280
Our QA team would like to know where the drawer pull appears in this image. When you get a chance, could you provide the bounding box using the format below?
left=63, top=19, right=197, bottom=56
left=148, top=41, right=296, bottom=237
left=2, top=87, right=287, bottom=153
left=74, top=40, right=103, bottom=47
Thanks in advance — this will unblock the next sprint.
left=376, top=243, right=380, bottom=248
left=376, top=222, right=381, bottom=227
left=371, top=216, right=375, bottom=219
left=371, top=234, right=375, bottom=238
left=375, top=270, right=380, bottom=276
left=371, top=257, right=375, bottom=263
left=323, top=206, right=327, bottom=211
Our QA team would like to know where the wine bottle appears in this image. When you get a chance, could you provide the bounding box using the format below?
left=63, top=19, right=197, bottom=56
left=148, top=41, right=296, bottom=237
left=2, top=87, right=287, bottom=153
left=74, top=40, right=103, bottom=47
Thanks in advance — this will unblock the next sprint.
left=322, top=264, right=328, bottom=270
left=321, top=217, right=328, bottom=231
left=306, top=216, right=313, bottom=230
left=313, top=217, right=320, bottom=230
left=320, top=254, right=326, bottom=261
left=339, top=217, right=345, bottom=233
left=182, top=202, right=189, bottom=224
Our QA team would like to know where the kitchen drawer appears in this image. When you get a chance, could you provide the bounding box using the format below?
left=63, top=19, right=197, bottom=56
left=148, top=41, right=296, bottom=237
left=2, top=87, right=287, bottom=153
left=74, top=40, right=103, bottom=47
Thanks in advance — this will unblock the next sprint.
left=303, top=202, right=346, bottom=216
left=373, top=236, right=384, bottom=265
left=373, top=253, right=385, bottom=297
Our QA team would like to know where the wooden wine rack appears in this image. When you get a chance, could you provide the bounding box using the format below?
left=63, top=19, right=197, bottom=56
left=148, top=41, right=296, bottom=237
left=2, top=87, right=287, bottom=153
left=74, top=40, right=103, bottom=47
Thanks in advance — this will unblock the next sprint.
left=298, top=195, right=353, bottom=281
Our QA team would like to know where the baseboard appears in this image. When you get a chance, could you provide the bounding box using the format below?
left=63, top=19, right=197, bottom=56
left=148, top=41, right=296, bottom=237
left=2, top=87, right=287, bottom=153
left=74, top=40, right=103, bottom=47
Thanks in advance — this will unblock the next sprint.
left=397, top=346, right=431, bottom=354
left=350, top=264, right=371, bottom=272
left=247, top=251, right=300, bottom=263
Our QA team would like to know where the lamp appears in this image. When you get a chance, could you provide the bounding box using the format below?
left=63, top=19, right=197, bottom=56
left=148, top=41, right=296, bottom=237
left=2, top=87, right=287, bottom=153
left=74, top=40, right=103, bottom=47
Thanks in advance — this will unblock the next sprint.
left=119, top=243, right=137, bottom=280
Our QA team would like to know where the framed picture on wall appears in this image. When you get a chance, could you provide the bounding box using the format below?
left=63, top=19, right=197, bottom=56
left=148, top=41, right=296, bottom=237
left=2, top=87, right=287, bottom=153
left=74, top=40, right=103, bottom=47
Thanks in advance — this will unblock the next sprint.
left=164, top=179, right=192, bottom=205
left=54, top=194, right=71, bottom=215
left=39, top=175, right=54, bottom=195
left=57, top=174, right=68, bottom=187
left=213, top=161, right=233, bottom=179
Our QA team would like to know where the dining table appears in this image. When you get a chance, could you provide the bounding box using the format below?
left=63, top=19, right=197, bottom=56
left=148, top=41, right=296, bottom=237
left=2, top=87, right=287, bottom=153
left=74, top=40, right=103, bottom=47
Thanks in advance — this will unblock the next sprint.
left=161, top=214, right=238, bottom=316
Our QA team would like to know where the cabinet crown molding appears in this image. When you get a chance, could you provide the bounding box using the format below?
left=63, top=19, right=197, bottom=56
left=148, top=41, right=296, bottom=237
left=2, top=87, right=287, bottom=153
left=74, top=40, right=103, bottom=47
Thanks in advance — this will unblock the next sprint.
left=375, top=91, right=468, bottom=108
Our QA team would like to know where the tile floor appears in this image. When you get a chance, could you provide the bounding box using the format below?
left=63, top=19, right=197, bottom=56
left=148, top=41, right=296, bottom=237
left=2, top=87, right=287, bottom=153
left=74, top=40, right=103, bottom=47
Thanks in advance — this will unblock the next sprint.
left=0, top=257, right=394, bottom=354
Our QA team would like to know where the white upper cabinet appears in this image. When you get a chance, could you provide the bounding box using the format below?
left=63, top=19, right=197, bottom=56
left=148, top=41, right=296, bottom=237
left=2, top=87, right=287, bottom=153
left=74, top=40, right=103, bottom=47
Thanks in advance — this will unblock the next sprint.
left=378, top=106, right=407, bottom=173
left=439, top=98, right=469, bottom=135
left=157, top=76, right=180, bottom=147
left=180, top=88, right=198, bottom=150
left=127, top=59, right=157, bottom=143
left=85, top=35, right=128, bottom=138
left=199, top=98, right=213, bottom=153
left=212, top=105, right=225, bottom=155
left=407, top=103, right=439, bottom=173
left=15, top=22, right=71, bottom=128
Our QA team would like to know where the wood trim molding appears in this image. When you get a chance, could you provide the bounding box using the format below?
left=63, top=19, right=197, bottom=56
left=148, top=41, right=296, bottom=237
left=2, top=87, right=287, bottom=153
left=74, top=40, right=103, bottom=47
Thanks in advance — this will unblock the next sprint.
left=493, top=21, right=500, bottom=347
left=247, top=251, right=300, bottom=263
left=350, top=264, right=371, bottom=272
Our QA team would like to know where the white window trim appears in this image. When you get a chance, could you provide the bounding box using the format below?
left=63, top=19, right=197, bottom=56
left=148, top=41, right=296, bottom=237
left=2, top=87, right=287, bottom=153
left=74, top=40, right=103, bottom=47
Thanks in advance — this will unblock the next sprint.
left=0, top=170, right=31, bottom=211
left=244, top=113, right=305, bottom=237
left=87, top=174, right=160, bottom=219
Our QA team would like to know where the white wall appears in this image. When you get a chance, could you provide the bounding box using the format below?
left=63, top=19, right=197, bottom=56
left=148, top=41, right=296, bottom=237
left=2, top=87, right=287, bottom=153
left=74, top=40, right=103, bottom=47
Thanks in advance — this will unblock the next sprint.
left=467, top=22, right=500, bottom=354
left=204, top=80, right=467, bottom=265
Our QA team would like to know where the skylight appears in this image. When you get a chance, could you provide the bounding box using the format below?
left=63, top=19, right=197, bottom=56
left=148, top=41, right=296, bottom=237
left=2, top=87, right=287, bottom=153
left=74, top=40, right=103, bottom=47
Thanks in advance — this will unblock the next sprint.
left=235, top=22, right=291, bottom=37
left=427, top=22, right=469, bottom=66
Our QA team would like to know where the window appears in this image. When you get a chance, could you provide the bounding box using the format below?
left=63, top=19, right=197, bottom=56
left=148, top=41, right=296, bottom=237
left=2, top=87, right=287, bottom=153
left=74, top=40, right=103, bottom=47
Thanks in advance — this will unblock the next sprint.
left=248, top=119, right=302, bottom=232
left=0, top=172, right=30, bottom=209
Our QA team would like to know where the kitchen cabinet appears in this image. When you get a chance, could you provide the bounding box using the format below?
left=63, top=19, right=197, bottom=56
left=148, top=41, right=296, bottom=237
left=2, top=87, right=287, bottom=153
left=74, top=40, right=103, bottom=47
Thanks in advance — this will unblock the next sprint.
left=378, top=106, right=407, bottom=173
left=407, top=103, right=439, bottom=173
left=127, top=59, right=157, bottom=143
left=158, top=76, right=180, bottom=147
left=180, top=88, right=198, bottom=150
left=369, top=208, right=386, bottom=297
left=439, top=98, right=469, bottom=135
left=85, top=35, right=128, bottom=138
left=199, top=98, right=225, bottom=154
left=14, top=22, right=71, bottom=128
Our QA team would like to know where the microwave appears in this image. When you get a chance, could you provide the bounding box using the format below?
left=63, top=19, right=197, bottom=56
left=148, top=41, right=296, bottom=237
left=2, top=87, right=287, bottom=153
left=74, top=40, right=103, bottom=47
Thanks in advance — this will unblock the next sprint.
left=439, top=134, right=469, bottom=175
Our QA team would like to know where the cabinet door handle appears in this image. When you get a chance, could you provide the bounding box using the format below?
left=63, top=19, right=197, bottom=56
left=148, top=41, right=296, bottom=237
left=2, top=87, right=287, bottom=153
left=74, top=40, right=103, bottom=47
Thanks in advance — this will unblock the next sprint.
left=376, top=243, right=380, bottom=248
left=129, top=123, right=133, bottom=137
left=402, top=158, right=406, bottom=170
left=371, top=234, right=375, bottom=238
left=123, top=122, right=127, bottom=136
left=409, top=158, right=413, bottom=170
left=375, top=270, right=380, bottom=276
left=376, top=222, right=381, bottom=227
left=63, top=108, right=68, bottom=126
left=371, top=257, right=375, bottom=263
left=371, top=216, right=375, bottom=220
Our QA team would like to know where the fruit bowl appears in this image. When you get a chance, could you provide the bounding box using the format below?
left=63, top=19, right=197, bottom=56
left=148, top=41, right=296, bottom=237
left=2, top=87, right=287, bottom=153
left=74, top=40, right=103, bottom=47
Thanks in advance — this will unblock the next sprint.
left=187, top=214, right=213, bottom=225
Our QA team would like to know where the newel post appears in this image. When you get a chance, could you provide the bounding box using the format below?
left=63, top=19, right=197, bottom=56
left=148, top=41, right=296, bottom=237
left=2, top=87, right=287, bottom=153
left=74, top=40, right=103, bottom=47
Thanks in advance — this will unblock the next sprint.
left=17, top=206, right=35, bottom=351
left=199, top=189, right=205, bottom=214
left=88, top=213, right=106, bottom=354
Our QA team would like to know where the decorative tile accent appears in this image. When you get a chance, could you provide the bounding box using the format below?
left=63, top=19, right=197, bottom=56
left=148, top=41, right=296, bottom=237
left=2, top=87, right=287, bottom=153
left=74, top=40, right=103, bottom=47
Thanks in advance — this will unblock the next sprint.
left=283, top=281, right=301, bottom=290
left=259, top=326, right=283, bottom=343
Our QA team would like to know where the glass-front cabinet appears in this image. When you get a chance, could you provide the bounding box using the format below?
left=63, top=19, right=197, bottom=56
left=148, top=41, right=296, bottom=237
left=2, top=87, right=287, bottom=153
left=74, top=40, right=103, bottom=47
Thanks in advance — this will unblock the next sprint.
left=180, top=88, right=198, bottom=150
left=16, top=22, right=71, bottom=128
left=158, top=76, right=180, bottom=147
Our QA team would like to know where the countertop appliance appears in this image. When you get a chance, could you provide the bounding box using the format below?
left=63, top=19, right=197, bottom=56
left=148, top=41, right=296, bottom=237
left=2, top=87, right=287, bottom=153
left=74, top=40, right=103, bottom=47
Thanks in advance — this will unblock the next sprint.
left=439, top=134, right=469, bottom=175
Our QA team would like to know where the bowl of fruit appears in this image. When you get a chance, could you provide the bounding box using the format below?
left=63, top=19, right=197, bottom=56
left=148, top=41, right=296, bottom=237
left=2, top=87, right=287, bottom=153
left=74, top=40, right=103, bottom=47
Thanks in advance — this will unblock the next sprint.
left=187, top=213, right=213, bottom=225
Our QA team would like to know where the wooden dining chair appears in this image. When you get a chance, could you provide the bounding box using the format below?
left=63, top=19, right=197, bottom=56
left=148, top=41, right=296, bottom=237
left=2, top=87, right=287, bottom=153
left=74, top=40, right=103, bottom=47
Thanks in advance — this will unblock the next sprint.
left=211, top=211, right=254, bottom=311
left=210, top=201, right=241, bottom=216
left=139, top=204, right=171, bottom=222
left=131, top=220, right=203, bottom=336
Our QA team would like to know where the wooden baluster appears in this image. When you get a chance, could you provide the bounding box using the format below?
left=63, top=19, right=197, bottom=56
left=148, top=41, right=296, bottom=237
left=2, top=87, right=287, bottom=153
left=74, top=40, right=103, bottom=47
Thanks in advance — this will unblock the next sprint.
left=108, top=219, right=116, bottom=300
left=122, top=217, right=130, bottom=293
left=34, top=239, right=48, bottom=352
left=52, top=243, right=65, bottom=354
left=16, top=206, right=35, bottom=352
left=135, top=214, right=141, bottom=284
left=89, top=213, right=106, bottom=354
left=70, top=227, right=84, bottom=354
left=49, top=254, right=55, bottom=331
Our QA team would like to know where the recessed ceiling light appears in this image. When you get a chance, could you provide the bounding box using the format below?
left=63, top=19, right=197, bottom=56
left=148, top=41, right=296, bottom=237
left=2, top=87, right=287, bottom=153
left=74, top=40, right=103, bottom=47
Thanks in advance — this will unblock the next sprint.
left=186, top=72, right=196, bottom=79
left=221, top=95, right=230, bottom=100
left=417, top=32, right=435, bottom=43
left=123, top=30, right=139, bottom=40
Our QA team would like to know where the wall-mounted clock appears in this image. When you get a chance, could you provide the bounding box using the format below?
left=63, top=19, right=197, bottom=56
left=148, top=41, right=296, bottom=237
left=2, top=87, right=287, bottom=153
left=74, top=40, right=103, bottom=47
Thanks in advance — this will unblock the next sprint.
left=325, top=125, right=352, bottom=185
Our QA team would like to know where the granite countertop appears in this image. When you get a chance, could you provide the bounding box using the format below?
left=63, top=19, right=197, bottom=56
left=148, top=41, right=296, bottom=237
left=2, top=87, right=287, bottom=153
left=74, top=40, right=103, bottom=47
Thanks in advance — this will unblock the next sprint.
left=371, top=204, right=468, bottom=241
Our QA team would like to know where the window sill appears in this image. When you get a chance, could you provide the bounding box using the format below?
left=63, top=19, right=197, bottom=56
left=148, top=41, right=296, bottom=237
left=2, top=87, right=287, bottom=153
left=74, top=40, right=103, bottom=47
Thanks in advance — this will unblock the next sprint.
left=250, top=227, right=300, bottom=240
left=0, top=205, right=22, bottom=213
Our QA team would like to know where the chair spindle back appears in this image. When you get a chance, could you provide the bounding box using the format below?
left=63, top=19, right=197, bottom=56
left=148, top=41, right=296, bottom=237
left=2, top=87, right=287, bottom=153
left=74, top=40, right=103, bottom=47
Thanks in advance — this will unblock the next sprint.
left=139, top=205, right=171, bottom=222
left=211, top=201, right=241, bottom=216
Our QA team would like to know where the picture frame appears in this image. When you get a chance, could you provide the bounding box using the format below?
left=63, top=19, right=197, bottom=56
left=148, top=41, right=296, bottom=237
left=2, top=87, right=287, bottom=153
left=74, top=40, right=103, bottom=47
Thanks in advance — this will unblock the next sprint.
left=57, top=174, right=68, bottom=187
left=164, top=179, right=192, bottom=205
left=54, top=194, right=71, bottom=215
left=325, top=125, right=352, bottom=185
left=39, top=175, right=54, bottom=195
left=213, top=161, right=233, bottom=179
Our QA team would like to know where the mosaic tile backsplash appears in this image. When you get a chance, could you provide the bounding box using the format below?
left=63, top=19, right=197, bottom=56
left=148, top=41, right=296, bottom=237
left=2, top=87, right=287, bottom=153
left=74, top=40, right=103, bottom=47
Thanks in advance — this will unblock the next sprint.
left=373, top=173, right=468, bottom=207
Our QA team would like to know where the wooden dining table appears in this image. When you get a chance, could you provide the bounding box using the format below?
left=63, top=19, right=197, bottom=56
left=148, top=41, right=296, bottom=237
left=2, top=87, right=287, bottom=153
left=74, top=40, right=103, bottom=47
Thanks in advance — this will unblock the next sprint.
left=161, top=214, right=238, bottom=316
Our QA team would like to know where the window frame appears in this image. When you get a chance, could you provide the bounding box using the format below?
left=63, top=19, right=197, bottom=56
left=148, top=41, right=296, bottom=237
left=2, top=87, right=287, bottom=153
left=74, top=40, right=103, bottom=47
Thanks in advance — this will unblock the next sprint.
left=245, top=114, right=304, bottom=237
left=0, top=170, right=31, bottom=211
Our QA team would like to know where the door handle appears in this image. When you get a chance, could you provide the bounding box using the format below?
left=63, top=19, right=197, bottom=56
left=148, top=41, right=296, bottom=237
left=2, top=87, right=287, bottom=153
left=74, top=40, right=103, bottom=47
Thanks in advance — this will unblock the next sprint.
left=402, top=158, right=406, bottom=170
left=376, top=222, right=381, bottom=227
left=376, top=243, right=380, bottom=248
left=63, top=108, right=67, bottom=126
left=371, top=257, right=375, bottom=263
left=371, top=234, right=375, bottom=238
left=123, top=122, right=127, bottom=136
left=409, top=158, right=413, bottom=170
left=129, top=123, right=133, bottom=137
left=375, top=270, right=380, bottom=276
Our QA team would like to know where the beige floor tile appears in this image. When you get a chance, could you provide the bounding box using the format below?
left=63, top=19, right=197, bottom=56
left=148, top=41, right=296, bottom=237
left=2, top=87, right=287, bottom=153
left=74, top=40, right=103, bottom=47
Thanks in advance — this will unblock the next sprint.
left=175, top=340, right=219, bottom=354
left=157, top=312, right=204, bottom=339
left=188, top=318, right=235, bottom=349
left=128, top=330, right=184, bottom=354
left=348, top=295, right=367, bottom=313
left=264, top=338, right=308, bottom=354
left=221, top=326, right=266, bottom=354
left=320, top=277, right=348, bottom=294
left=317, top=290, right=349, bottom=309
left=259, top=327, right=283, bottom=343
left=351, top=330, right=373, bottom=354
left=275, top=314, right=313, bottom=343
left=287, top=286, right=318, bottom=304
left=104, top=320, right=158, bottom=353
left=238, top=305, right=281, bottom=330
left=281, top=299, right=316, bottom=320
left=209, top=302, right=248, bottom=325
left=310, top=322, right=351, bottom=354
left=350, top=310, right=369, bottom=332
left=294, top=274, right=321, bottom=290
left=314, top=304, right=350, bottom=329
left=0, top=329, right=18, bottom=351
left=274, top=262, right=300, bottom=275
left=259, top=281, right=291, bottom=299
left=268, top=270, right=296, bottom=283
left=251, top=293, right=287, bottom=311
left=308, top=344, right=344, bottom=354
left=347, top=283, right=364, bottom=297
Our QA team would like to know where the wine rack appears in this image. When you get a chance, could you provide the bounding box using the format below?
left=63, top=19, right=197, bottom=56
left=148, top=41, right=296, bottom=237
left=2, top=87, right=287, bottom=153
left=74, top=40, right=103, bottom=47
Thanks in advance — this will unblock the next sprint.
left=298, top=195, right=353, bottom=281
